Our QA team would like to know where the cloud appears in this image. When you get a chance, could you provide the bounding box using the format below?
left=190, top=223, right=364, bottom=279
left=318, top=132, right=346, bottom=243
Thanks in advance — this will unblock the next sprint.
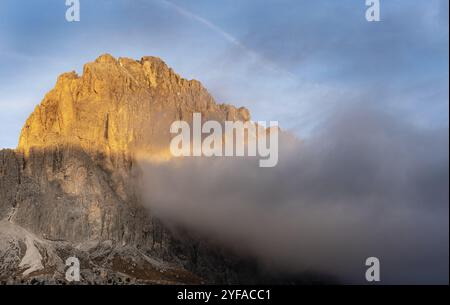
left=138, top=104, right=449, bottom=284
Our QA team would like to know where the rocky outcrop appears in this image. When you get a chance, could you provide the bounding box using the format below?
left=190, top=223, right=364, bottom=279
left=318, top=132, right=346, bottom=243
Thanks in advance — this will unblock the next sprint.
left=0, top=220, right=202, bottom=285
left=0, top=54, right=261, bottom=284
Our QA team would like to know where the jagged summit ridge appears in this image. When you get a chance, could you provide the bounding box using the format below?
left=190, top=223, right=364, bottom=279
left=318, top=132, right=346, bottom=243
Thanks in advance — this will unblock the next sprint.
left=18, top=54, right=250, bottom=156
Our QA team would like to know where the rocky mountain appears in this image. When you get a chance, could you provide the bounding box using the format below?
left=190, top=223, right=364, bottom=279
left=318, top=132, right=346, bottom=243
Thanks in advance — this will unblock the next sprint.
left=0, top=54, right=263, bottom=284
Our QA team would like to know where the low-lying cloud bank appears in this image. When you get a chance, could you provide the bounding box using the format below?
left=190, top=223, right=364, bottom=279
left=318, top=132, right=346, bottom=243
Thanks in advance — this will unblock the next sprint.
left=138, top=105, right=449, bottom=284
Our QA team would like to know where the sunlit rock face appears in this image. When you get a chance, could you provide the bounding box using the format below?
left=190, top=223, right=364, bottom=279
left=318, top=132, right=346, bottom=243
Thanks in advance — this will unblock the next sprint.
left=14, top=54, right=250, bottom=244
left=0, top=55, right=260, bottom=284
left=18, top=54, right=250, bottom=156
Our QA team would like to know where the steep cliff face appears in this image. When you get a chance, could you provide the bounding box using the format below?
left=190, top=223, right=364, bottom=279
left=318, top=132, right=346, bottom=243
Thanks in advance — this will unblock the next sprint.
left=18, top=54, right=250, bottom=156
left=14, top=54, right=252, bottom=243
left=0, top=54, right=258, bottom=284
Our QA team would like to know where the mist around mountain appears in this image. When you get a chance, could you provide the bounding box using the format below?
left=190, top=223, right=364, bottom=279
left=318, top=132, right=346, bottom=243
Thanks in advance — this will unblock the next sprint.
left=0, top=54, right=448, bottom=284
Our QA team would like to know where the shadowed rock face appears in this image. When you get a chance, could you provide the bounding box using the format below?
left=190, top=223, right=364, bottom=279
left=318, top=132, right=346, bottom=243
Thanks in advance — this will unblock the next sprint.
left=0, top=54, right=266, bottom=284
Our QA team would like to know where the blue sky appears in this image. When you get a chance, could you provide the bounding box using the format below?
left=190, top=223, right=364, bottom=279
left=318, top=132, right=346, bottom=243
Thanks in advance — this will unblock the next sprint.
left=0, top=0, right=448, bottom=148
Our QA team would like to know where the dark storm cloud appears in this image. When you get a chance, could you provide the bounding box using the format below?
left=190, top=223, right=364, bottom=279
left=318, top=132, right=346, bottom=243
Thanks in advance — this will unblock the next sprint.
left=138, top=104, right=449, bottom=284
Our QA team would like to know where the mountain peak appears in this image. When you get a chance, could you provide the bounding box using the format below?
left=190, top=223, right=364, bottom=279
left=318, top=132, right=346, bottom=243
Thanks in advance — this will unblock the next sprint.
left=2, top=55, right=255, bottom=285
left=95, top=53, right=117, bottom=64
left=18, top=55, right=250, bottom=158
